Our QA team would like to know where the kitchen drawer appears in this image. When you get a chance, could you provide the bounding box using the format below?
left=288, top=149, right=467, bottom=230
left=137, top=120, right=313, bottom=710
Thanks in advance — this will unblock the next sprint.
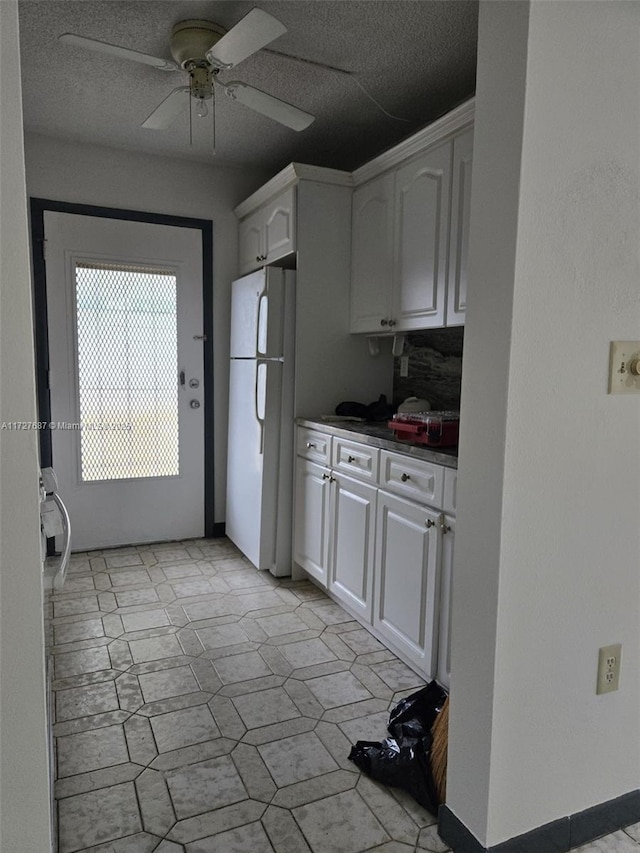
left=379, top=450, right=444, bottom=507
left=332, top=438, right=379, bottom=483
left=297, top=428, right=331, bottom=465
left=443, top=467, right=458, bottom=516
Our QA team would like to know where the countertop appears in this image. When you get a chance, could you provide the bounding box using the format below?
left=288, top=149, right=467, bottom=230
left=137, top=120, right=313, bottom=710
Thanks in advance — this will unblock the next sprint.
left=297, top=417, right=458, bottom=469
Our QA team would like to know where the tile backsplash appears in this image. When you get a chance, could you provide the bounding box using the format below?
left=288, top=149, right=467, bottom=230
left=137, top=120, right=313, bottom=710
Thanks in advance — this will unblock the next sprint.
left=393, top=327, right=464, bottom=411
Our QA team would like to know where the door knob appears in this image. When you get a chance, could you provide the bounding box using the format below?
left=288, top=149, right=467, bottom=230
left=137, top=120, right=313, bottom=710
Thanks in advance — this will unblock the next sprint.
left=189, top=378, right=199, bottom=388
left=190, top=399, right=200, bottom=409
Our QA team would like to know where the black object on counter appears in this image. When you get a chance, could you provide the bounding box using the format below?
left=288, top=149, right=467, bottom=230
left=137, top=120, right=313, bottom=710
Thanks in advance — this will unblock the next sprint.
left=335, top=401, right=369, bottom=419
left=335, top=394, right=396, bottom=422
left=348, top=680, right=447, bottom=815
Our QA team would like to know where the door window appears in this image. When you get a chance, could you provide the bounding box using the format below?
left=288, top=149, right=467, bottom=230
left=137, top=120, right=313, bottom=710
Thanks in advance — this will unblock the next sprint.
left=74, top=261, right=179, bottom=481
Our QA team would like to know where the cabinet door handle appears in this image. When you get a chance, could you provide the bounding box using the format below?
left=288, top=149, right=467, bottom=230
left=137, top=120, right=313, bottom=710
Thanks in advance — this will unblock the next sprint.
left=306, top=442, right=316, bottom=449
left=256, top=255, right=261, bottom=262
left=347, top=455, right=356, bottom=463
left=330, top=475, right=336, bottom=483
left=440, top=515, right=451, bottom=534
left=401, top=473, right=410, bottom=482
left=322, top=473, right=330, bottom=480
left=380, top=318, right=389, bottom=326
left=425, top=518, right=436, bottom=528
left=388, top=319, right=396, bottom=328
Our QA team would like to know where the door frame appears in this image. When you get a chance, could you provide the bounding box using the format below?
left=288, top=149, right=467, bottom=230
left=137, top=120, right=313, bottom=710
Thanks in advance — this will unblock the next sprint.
left=29, top=198, right=218, bottom=539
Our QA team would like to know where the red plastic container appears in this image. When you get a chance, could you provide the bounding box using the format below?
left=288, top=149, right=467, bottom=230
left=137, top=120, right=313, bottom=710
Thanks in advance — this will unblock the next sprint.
left=388, top=411, right=460, bottom=447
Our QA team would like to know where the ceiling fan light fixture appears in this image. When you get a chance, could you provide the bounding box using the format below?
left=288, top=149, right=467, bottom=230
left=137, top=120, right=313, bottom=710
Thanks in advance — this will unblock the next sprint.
left=170, top=20, right=227, bottom=68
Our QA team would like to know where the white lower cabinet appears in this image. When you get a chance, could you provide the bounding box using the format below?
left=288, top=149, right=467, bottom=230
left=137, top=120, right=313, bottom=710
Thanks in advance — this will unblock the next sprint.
left=293, top=458, right=330, bottom=585
left=294, top=426, right=457, bottom=686
left=329, top=472, right=377, bottom=622
left=294, top=450, right=377, bottom=621
left=373, top=491, right=441, bottom=674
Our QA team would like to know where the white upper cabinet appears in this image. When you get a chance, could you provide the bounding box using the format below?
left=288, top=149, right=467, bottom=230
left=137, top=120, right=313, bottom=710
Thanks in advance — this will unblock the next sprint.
left=350, top=173, right=395, bottom=333
left=446, top=128, right=473, bottom=327
left=349, top=101, right=474, bottom=333
left=238, top=186, right=295, bottom=275
left=393, top=142, right=451, bottom=330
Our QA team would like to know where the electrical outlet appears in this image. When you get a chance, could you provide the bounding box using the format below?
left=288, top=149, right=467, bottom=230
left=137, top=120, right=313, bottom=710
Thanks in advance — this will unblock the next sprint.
left=400, top=355, right=409, bottom=377
left=596, top=643, right=622, bottom=694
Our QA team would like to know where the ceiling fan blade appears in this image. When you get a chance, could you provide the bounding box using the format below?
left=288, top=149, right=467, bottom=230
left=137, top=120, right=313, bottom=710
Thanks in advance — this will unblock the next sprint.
left=142, top=87, right=190, bottom=129
left=224, top=81, right=315, bottom=131
left=205, top=8, right=286, bottom=69
left=59, top=33, right=179, bottom=71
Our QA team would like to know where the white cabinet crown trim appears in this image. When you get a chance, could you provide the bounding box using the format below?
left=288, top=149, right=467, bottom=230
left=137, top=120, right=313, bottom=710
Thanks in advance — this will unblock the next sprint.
left=352, top=98, right=475, bottom=186
left=235, top=100, right=474, bottom=220
left=234, top=162, right=353, bottom=220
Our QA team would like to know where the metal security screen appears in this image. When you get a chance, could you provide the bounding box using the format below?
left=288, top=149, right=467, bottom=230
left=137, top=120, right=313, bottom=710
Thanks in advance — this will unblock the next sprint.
left=75, top=262, right=179, bottom=481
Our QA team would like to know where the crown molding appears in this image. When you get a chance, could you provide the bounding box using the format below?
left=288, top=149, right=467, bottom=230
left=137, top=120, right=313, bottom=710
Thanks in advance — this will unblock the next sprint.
left=234, top=98, right=475, bottom=218
left=234, top=162, right=352, bottom=219
left=352, top=98, right=475, bottom=185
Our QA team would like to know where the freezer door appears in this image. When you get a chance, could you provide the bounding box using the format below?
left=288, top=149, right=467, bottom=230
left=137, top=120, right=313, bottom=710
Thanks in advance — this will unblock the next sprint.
left=230, top=268, right=285, bottom=359
left=226, top=358, right=283, bottom=570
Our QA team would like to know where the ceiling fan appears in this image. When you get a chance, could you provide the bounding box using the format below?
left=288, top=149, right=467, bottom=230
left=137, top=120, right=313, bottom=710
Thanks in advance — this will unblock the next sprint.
left=58, top=8, right=316, bottom=137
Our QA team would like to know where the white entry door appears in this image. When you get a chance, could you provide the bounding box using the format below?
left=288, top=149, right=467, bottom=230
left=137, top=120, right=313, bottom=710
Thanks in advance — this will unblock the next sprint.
left=44, top=212, right=205, bottom=550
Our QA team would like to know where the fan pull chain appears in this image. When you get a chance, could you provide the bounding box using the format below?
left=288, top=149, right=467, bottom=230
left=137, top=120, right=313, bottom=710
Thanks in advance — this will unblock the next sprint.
left=189, top=93, right=193, bottom=146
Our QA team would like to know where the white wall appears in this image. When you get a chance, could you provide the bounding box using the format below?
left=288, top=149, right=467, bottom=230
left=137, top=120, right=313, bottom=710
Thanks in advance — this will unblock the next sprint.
left=0, top=3, right=52, bottom=849
left=450, top=0, right=640, bottom=846
left=24, top=133, right=270, bottom=524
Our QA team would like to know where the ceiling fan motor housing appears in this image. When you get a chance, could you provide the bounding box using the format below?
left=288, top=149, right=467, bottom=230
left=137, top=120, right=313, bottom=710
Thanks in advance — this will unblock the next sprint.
left=170, top=20, right=226, bottom=68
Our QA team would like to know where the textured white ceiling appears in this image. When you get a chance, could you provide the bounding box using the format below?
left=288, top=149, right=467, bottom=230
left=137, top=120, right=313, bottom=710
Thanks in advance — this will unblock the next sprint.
left=18, top=0, right=477, bottom=173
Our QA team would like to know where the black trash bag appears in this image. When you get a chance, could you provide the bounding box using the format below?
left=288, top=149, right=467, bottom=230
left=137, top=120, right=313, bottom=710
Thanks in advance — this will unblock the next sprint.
left=348, top=680, right=447, bottom=815
left=388, top=680, right=447, bottom=733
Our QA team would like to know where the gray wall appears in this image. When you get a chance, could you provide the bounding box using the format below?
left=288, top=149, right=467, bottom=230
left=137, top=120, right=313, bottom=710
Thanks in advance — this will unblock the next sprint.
left=0, top=3, right=52, bottom=848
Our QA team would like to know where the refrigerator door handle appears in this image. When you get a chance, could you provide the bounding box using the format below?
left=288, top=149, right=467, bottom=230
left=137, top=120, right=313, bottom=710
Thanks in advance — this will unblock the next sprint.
left=255, top=360, right=266, bottom=454
left=256, top=288, right=268, bottom=356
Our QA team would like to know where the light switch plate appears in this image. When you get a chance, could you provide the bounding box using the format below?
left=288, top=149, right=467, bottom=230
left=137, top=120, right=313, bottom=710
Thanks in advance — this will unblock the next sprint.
left=608, top=341, right=640, bottom=393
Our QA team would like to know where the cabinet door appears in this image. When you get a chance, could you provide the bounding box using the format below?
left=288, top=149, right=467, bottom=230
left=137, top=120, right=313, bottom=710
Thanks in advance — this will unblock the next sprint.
left=393, top=142, right=452, bottom=330
left=446, top=128, right=473, bottom=326
left=374, top=491, right=440, bottom=675
left=350, top=174, right=394, bottom=333
left=293, top=458, right=330, bottom=585
left=238, top=210, right=264, bottom=276
left=264, top=186, right=296, bottom=264
left=329, top=473, right=377, bottom=621
left=437, top=515, right=455, bottom=690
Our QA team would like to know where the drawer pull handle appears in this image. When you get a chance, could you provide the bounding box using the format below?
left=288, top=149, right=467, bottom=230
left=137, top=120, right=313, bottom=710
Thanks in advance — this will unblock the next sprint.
left=347, top=455, right=356, bottom=463
left=425, top=518, right=436, bottom=528
left=401, top=473, right=411, bottom=482
left=306, top=442, right=316, bottom=449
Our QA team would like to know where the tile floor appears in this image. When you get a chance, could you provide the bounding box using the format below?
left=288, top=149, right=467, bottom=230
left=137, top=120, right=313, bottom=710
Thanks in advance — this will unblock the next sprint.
left=47, top=538, right=640, bottom=853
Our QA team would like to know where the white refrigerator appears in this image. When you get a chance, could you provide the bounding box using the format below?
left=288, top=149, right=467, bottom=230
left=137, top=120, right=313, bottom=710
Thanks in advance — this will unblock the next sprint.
left=226, top=267, right=296, bottom=576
